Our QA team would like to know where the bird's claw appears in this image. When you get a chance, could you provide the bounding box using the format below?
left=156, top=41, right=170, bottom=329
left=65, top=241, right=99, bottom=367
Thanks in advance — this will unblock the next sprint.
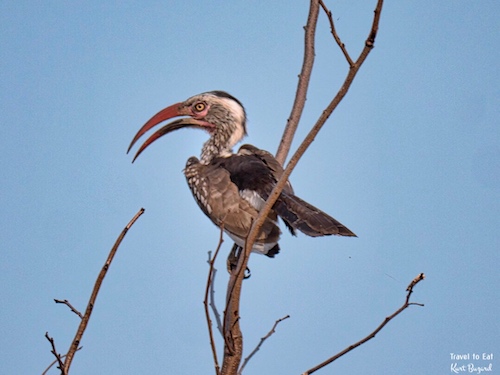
left=227, top=244, right=251, bottom=279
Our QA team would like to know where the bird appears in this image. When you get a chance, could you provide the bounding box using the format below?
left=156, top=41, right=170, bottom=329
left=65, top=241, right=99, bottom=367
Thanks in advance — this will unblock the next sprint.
left=128, top=90, right=356, bottom=259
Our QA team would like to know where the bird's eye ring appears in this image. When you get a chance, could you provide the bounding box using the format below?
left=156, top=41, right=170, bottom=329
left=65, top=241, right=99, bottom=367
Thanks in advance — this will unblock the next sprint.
left=193, top=102, right=206, bottom=113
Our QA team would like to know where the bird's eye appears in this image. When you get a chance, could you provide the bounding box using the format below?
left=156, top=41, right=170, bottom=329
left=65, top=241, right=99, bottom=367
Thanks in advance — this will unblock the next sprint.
left=193, top=102, right=206, bottom=113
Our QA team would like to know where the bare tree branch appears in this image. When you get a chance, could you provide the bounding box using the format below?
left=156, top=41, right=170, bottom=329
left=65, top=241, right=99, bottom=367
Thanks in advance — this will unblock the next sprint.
left=238, top=315, right=290, bottom=374
left=244, top=0, right=384, bottom=275
left=276, top=0, right=320, bottom=165
left=62, top=208, right=145, bottom=374
left=204, top=226, right=225, bottom=375
left=302, top=273, right=425, bottom=375
left=41, top=347, right=82, bottom=375
left=319, top=0, right=354, bottom=66
left=220, top=245, right=251, bottom=374
left=54, top=299, right=83, bottom=319
left=45, top=332, right=66, bottom=375
left=209, top=266, right=223, bottom=337
left=221, top=1, right=384, bottom=373
left=220, top=3, right=321, bottom=369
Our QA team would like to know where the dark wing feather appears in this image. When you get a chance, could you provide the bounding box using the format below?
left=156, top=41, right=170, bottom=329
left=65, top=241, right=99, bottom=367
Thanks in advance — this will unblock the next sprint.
left=238, top=144, right=294, bottom=195
left=273, top=191, right=356, bottom=237
left=235, top=145, right=356, bottom=238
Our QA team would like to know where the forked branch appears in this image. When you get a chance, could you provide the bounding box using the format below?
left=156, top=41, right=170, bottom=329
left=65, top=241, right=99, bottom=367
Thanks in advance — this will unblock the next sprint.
left=246, top=0, right=384, bottom=267
left=221, top=1, right=385, bottom=374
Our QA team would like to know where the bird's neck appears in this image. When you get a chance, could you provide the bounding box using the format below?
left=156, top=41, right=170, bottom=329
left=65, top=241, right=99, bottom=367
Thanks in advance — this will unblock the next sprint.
left=200, top=137, right=233, bottom=164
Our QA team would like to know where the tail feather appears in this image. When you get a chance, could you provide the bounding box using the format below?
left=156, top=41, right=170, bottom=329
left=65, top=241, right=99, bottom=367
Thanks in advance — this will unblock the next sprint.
left=274, top=193, right=356, bottom=237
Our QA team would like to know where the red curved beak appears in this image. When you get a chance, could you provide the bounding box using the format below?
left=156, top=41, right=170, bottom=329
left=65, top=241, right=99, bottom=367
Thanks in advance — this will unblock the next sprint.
left=127, top=102, right=182, bottom=154
left=128, top=102, right=217, bottom=163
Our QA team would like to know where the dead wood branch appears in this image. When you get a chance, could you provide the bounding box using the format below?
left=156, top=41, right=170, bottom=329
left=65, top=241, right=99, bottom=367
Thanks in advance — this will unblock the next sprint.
left=45, top=332, right=66, bottom=375
left=204, top=226, right=225, bottom=375
left=220, top=1, right=384, bottom=373
left=238, top=315, right=290, bottom=374
left=53, top=299, right=83, bottom=319
left=41, top=347, right=82, bottom=375
left=319, top=0, right=354, bottom=66
left=209, top=266, right=223, bottom=337
left=302, top=273, right=425, bottom=375
left=245, top=0, right=384, bottom=280
left=61, top=208, right=145, bottom=374
left=276, top=0, right=320, bottom=165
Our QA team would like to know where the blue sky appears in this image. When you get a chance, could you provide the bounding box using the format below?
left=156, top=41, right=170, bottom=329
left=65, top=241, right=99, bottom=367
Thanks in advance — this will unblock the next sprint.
left=1, top=1, right=498, bottom=374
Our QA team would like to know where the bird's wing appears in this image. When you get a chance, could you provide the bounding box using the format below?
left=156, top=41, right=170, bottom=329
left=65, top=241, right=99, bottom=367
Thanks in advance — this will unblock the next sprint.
left=237, top=144, right=294, bottom=194
left=184, top=157, right=281, bottom=246
left=234, top=144, right=296, bottom=235
left=234, top=145, right=356, bottom=238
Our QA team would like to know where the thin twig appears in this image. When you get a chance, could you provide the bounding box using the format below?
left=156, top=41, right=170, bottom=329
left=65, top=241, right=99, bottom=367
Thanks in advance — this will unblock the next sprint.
left=276, top=0, right=320, bottom=165
left=45, top=332, right=66, bottom=375
left=302, top=273, right=425, bottom=375
left=41, top=347, right=82, bottom=375
left=209, top=268, right=223, bottom=336
left=238, top=315, right=290, bottom=374
left=319, top=0, right=354, bottom=66
left=54, top=299, right=83, bottom=319
left=204, top=225, right=225, bottom=375
left=62, top=208, right=145, bottom=374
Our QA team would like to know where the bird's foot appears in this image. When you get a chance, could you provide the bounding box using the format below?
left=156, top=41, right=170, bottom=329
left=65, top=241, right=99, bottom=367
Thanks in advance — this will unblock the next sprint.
left=227, top=244, right=251, bottom=279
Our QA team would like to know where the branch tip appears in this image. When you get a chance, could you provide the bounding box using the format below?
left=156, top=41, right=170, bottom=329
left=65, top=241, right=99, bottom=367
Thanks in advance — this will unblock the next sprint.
left=407, top=272, right=425, bottom=292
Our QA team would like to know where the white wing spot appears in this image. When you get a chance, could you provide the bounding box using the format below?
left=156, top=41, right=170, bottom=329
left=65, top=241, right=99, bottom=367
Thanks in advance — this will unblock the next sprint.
left=239, top=189, right=266, bottom=210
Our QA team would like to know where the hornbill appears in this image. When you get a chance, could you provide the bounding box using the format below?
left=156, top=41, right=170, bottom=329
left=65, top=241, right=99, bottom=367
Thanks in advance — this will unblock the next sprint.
left=128, top=91, right=355, bottom=259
